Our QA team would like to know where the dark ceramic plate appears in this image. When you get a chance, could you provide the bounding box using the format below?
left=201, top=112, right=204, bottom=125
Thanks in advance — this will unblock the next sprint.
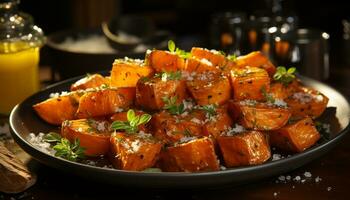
left=10, top=75, right=350, bottom=189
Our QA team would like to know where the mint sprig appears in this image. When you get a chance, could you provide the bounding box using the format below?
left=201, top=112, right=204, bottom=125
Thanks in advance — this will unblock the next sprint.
left=111, top=109, right=151, bottom=134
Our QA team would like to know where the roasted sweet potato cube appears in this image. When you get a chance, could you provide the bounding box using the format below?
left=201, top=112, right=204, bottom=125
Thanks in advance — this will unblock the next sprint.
left=184, top=57, right=221, bottom=73
left=76, top=87, right=135, bottom=118
left=61, top=119, right=111, bottom=156
left=269, top=117, right=321, bottom=152
left=269, top=80, right=300, bottom=100
left=235, top=51, right=276, bottom=76
left=285, top=87, right=329, bottom=119
left=186, top=72, right=231, bottom=106
left=190, top=47, right=227, bottom=67
left=70, top=74, right=110, bottom=91
left=151, top=110, right=205, bottom=144
left=110, top=132, right=162, bottom=171
left=217, top=131, right=271, bottom=167
left=146, top=50, right=186, bottom=72
left=230, top=66, right=270, bottom=101
left=33, top=92, right=82, bottom=125
left=203, top=107, right=233, bottom=139
left=158, top=137, right=219, bottom=172
left=110, top=58, right=154, bottom=88
left=228, top=100, right=291, bottom=131
left=135, top=76, right=187, bottom=110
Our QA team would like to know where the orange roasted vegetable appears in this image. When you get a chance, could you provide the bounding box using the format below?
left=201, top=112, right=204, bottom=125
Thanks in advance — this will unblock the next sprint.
left=109, top=132, right=162, bottom=171
left=135, top=74, right=187, bottom=111
left=217, top=130, right=271, bottom=167
left=151, top=110, right=205, bottom=144
left=76, top=87, right=135, bottom=119
left=269, top=80, right=300, bottom=100
left=203, top=106, right=233, bottom=139
left=285, top=87, right=329, bottom=119
left=61, top=119, right=112, bottom=156
left=190, top=47, right=227, bottom=67
left=146, top=50, right=186, bottom=72
left=228, top=100, right=291, bottom=131
left=184, top=56, right=221, bottom=74
left=186, top=71, right=231, bottom=106
left=158, top=137, right=220, bottom=172
left=235, top=51, right=276, bottom=76
left=269, top=117, right=321, bottom=153
left=110, top=58, right=154, bottom=88
left=33, top=92, right=82, bottom=125
left=70, top=74, right=110, bottom=91
left=230, top=66, right=270, bottom=101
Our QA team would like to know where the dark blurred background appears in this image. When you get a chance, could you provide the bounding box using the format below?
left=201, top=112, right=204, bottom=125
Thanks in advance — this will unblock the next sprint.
left=20, top=0, right=349, bottom=41
left=18, top=0, right=350, bottom=80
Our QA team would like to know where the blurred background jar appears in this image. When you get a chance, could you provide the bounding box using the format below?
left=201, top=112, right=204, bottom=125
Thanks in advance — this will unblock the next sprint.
left=0, top=0, right=45, bottom=115
left=209, top=12, right=248, bottom=56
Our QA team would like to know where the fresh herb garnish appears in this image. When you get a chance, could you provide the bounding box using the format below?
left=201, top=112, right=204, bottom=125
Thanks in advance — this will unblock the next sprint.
left=167, top=40, right=192, bottom=59
left=53, top=138, right=86, bottom=161
left=162, top=96, right=185, bottom=115
left=43, top=132, right=62, bottom=143
left=200, top=104, right=217, bottom=118
left=261, top=86, right=275, bottom=104
left=111, top=109, right=152, bottom=134
left=273, top=66, right=296, bottom=86
left=154, top=71, right=182, bottom=81
left=100, top=84, right=109, bottom=89
left=183, top=128, right=192, bottom=137
left=227, top=54, right=237, bottom=61
left=139, top=76, right=150, bottom=83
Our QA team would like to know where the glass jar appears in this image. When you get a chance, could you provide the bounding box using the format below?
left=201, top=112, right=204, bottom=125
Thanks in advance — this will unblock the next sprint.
left=0, top=0, right=45, bottom=115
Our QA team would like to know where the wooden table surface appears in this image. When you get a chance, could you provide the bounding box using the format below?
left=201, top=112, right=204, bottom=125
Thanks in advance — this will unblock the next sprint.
left=1, top=66, right=350, bottom=200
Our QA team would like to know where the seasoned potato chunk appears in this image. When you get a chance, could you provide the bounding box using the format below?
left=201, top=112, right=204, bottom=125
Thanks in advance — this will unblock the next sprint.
left=61, top=119, right=111, bottom=156
left=135, top=75, right=187, bottom=111
left=111, top=58, right=154, bottom=88
left=203, top=107, right=233, bottom=139
left=269, top=117, right=321, bottom=152
left=228, top=100, right=291, bottom=131
left=186, top=72, right=231, bottom=106
left=230, top=66, right=270, bottom=101
left=217, top=130, right=271, bottom=167
left=76, top=87, right=135, bottom=118
left=190, top=47, right=227, bottom=67
left=70, top=74, right=110, bottom=91
left=146, top=50, right=186, bottom=72
left=110, top=132, right=162, bottom=171
left=269, top=80, right=300, bottom=100
left=33, top=92, right=81, bottom=125
left=151, top=110, right=205, bottom=144
left=158, top=137, right=219, bottom=172
left=184, top=56, right=221, bottom=74
left=285, top=87, right=329, bottom=119
left=235, top=51, right=276, bottom=76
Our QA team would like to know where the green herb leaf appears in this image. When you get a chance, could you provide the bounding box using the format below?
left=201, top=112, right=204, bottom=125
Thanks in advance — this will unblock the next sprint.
left=111, top=109, right=152, bottom=134
left=162, top=96, right=185, bottom=115
left=139, top=76, right=150, bottom=83
left=168, top=40, right=176, bottom=52
left=227, top=54, right=237, bottom=61
left=44, top=132, right=62, bottom=143
left=261, top=86, right=275, bottom=104
left=273, top=66, right=296, bottom=86
left=154, top=71, right=182, bottom=81
left=183, top=128, right=192, bottom=137
left=167, top=40, right=191, bottom=59
left=200, top=104, right=217, bottom=118
left=53, top=138, right=85, bottom=161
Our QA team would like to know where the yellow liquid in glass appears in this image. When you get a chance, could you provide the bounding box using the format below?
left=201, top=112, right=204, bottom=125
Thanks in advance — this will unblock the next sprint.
left=0, top=42, right=40, bottom=115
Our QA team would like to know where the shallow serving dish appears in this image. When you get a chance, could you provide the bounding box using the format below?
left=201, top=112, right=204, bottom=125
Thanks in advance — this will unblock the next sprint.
left=10, top=74, right=350, bottom=189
